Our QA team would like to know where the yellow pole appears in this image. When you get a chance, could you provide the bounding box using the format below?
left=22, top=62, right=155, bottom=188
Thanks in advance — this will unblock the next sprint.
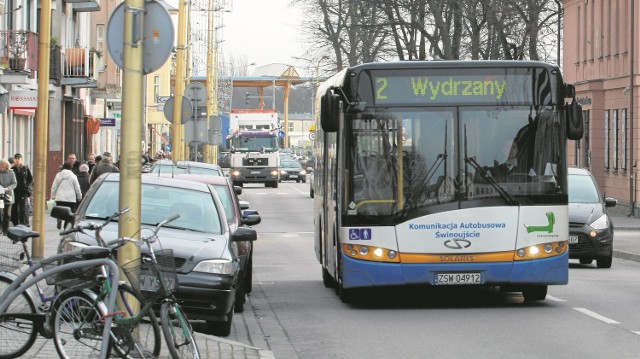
left=206, top=0, right=218, bottom=164
left=173, top=0, right=188, bottom=161
left=32, top=0, right=52, bottom=258
left=284, top=82, right=290, bottom=148
left=118, top=0, right=145, bottom=273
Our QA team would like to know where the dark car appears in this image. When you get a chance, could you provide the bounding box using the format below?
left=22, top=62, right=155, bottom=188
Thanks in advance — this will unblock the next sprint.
left=55, top=173, right=257, bottom=336
left=279, top=159, right=307, bottom=183
left=218, top=152, right=231, bottom=168
left=568, top=167, right=617, bottom=268
left=158, top=173, right=260, bottom=313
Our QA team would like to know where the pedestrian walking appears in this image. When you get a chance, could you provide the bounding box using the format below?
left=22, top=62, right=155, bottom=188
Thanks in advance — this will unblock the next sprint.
left=66, top=153, right=81, bottom=175
left=51, top=163, right=82, bottom=229
left=90, top=152, right=119, bottom=184
left=11, top=153, right=34, bottom=226
left=86, top=153, right=97, bottom=174
left=78, top=163, right=91, bottom=198
left=0, top=159, right=17, bottom=235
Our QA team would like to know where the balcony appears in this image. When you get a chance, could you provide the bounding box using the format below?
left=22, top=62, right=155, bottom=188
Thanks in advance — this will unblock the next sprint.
left=61, top=47, right=99, bottom=88
left=0, top=30, right=39, bottom=77
left=66, top=0, right=101, bottom=12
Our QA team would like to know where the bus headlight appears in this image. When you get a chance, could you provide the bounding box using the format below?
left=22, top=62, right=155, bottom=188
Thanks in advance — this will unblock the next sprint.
left=514, top=241, right=567, bottom=260
left=231, top=170, right=240, bottom=177
left=341, top=244, right=400, bottom=263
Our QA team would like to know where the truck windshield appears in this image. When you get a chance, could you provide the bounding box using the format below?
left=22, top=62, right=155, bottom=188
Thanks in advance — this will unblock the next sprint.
left=230, top=135, right=279, bottom=153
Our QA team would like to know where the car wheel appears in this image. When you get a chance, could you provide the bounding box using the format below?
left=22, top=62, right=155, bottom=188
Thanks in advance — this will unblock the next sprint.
left=522, top=285, right=547, bottom=301
left=310, top=187, right=314, bottom=198
left=296, top=179, right=300, bottom=183
left=579, top=258, right=593, bottom=265
left=234, top=284, right=246, bottom=313
left=597, top=255, right=612, bottom=268
left=302, top=179, right=306, bottom=183
left=206, top=308, right=233, bottom=337
left=322, top=267, right=335, bottom=288
left=271, top=181, right=278, bottom=188
left=245, top=256, right=253, bottom=294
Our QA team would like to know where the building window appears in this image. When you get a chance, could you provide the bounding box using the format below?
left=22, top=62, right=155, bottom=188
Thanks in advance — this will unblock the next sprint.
left=96, top=25, right=105, bottom=71
left=622, top=108, right=627, bottom=171
left=613, top=109, right=619, bottom=170
left=604, top=110, right=610, bottom=169
left=288, top=121, right=294, bottom=133
left=153, top=75, right=160, bottom=103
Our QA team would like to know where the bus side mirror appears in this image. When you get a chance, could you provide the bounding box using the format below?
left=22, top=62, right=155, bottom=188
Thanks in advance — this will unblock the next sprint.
left=321, top=89, right=340, bottom=133
left=566, top=97, right=584, bottom=140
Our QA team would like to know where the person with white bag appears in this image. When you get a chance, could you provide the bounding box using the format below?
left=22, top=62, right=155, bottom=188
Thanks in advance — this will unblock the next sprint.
left=50, top=162, right=82, bottom=229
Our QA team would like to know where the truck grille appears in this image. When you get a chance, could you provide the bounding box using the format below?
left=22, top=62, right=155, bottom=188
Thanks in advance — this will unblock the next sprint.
left=243, top=157, right=268, bottom=166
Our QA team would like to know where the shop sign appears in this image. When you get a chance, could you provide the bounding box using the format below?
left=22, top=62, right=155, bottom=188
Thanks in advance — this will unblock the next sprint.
left=9, top=91, right=38, bottom=109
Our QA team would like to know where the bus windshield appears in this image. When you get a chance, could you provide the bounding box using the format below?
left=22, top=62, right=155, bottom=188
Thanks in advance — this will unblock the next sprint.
left=345, top=105, right=567, bottom=220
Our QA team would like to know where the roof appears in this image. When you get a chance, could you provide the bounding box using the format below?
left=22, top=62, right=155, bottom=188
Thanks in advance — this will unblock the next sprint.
left=251, top=63, right=300, bottom=78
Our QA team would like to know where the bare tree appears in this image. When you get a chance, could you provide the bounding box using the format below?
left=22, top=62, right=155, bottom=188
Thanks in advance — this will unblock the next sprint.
left=294, top=0, right=560, bottom=70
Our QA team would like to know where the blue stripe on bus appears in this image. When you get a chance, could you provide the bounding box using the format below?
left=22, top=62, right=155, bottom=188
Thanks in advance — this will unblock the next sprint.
left=340, top=251, right=568, bottom=288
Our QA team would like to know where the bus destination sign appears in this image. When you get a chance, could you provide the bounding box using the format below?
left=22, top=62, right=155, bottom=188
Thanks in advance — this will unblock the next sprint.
left=373, top=74, right=533, bottom=105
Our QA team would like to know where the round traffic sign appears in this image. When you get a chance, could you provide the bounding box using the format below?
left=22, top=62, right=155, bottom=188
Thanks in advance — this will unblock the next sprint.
left=106, top=1, right=174, bottom=74
left=309, top=132, right=315, bottom=141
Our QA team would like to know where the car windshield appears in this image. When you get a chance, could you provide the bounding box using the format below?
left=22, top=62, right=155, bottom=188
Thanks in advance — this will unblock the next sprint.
left=568, top=174, right=600, bottom=203
left=85, top=181, right=223, bottom=234
left=281, top=161, right=301, bottom=169
left=180, top=167, right=223, bottom=176
left=212, top=185, right=237, bottom=223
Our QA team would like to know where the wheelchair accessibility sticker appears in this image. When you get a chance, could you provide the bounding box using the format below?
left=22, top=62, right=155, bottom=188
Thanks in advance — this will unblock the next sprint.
left=349, top=228, right=372, bottom=240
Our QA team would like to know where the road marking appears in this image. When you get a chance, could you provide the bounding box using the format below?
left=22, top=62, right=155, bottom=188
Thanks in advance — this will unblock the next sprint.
left=546, top=295, right=566, bottom=302
left=573, top=307, right=620, bottom=324
left=633, top=331, right=640, bottom=336
left=284, top=182, right=308, bottom=195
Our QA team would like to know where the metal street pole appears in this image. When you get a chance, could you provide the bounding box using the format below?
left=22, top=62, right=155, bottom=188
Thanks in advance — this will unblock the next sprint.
left=32, top=0, right=52, bottom=257
left=206, top=0, right=217, bottom=164
left=118, top=0, right=145, bottom=274
left=173, top=0, right=188, bottom=161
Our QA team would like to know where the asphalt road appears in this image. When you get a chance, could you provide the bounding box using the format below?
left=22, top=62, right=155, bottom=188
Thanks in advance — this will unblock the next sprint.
left=231, top=181, right=640, bottom=359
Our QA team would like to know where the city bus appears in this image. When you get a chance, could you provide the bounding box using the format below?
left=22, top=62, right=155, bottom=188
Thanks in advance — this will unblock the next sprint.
left=312, top=61, right=584, bottom=303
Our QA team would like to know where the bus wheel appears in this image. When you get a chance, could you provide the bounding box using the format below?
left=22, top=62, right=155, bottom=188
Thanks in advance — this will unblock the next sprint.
left=336, top=283, right=357, bottom=304
left=322, top=267, right=335, bottom=288
left=522, top=285, right=547, bottom=301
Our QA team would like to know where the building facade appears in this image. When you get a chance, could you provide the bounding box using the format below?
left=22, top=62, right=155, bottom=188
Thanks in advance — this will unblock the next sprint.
left=563, top=0, right=640, bottom=215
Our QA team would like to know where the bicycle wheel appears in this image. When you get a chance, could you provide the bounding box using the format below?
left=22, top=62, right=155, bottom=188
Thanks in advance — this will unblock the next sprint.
left=112, top=284, right=161, bottom=358
left=160, top=301, right=201, bottom=359
left=0, top=277, right=38, bottom=359
left=51, top=290, right=112, bottom=359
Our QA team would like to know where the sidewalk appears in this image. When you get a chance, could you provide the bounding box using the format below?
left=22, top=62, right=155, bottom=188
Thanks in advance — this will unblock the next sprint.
left=14, top=214, right=275, bottom=359
left=609, top=214, right=640, bottom=263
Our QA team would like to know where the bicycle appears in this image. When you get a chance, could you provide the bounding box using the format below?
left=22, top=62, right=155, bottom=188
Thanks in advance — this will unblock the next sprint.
left=52, top=209, right=201, bottom=359
left=0, top=236, right=121, bottom=359
left=0, top=207, right=160, bottom=359
left=51, top=206, right=162, bottom=358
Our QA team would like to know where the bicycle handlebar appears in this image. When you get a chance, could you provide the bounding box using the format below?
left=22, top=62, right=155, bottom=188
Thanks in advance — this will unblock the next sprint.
left=59, top=207, right=131, bottom=237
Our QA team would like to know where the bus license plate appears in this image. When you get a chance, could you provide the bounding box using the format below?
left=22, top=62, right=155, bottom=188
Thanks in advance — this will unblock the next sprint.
left=568, top=235, right=579, bottom=244
left=436, top=273, right=481, bottom=285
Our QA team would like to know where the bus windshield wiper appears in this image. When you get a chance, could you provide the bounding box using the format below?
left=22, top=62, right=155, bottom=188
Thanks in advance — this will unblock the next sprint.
left=464, top=156, right=519, bottom=205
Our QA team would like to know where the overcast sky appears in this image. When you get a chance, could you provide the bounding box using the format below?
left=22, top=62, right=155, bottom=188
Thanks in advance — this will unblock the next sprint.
left=221, top=0, right=307, bottom=74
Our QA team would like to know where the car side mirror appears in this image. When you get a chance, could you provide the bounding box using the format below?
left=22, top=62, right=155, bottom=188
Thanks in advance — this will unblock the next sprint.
left=605, top=197, right=617, bottom=207
left=242, top=213, right=261, bottom=226
left=232, top=226, right=257, bottom=242
left=239, top=200, right=250, bottom=210
left=233, top=185, right=242, bottom=195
